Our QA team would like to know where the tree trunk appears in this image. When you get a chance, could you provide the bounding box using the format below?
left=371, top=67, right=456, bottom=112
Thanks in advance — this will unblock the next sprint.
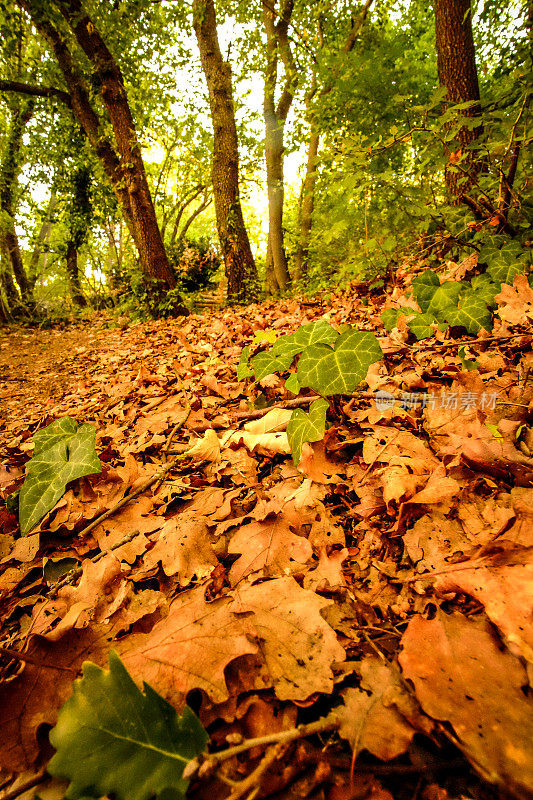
left=0, top=99, right=33, bottom=303
left=293, top=128, right=320, bottom=281
left=19, top=0, right=181, bottom=298
left=434, top=0, right=483, bottom=199
left=66, top=241, right=87, bottom=306
left=192, top=0, right=257, bottom=304
left=28, top=190, right=57, bottom=288
left=262, top=0, right=295, bottom=294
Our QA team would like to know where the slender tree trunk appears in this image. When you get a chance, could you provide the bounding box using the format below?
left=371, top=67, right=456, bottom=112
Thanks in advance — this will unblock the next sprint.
left=28, top=190, right=57, bottom=288
left=434, top=0, right=483, bottom=199
left=263, top=0, right=295, bottom=295
left=192, top=0, right=257, bottom=303
left=18, top=0, right=181, bottom=298
left=66, top=241, right=86, bottom=306
left=0, top=99, right=33, bottom=303
left=293, top=128, right=319, bottom=281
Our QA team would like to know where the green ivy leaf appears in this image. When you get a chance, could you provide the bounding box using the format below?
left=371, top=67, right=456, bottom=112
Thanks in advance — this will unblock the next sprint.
left=458, top=346, right=480, bottom=371
left=287, top=398, right=329, bottom=464
left=407, top=312, right=435, bottom=340
left=18, top=417, right=102, bottom=535
left=251, top=350, right=294, bottom=380
left=296, top=330, right=383, bottom=396
left=486, top=260, right=525, bottom=287
left=411, top=270, right=440, bottom=312
left=470, top=274, right=499, bottom=308
left=236, top=346, right=254, bottom=380
left=445, top=292, right=493, bottom=335
left=426, top=281, right=465, bottom=319
left=285, top=373, right=301, bottom=395
left=380, top=307, right=411, bottom=331
left=48, top=651, right=208, bottom=800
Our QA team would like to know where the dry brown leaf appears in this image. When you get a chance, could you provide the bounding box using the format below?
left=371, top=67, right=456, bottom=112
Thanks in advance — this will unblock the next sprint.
left=230, top=576, right=345, bottom=700
left=399, top=611, right=533, bottom=797
left=228, top=514, right=313, bottom=585
left=119, top=584, right=258, bottom=704
left=338, top=656, right=425, bottom=760
left=141, top=513, right=219, bottom=584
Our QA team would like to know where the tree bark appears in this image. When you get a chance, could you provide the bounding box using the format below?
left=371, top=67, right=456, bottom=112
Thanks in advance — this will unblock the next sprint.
left=293, top=128, right=319, bottom=282
left=263, top=0, right=295, bottom=294
left=434, top=0, right=483, bottom=199
left=0, top=99, right=33, bottom=303
left=18, top=0, right=181, bottom=297
left=66, top=241, right=86, bottom=306
left=192, top=0, right=258, bottom=304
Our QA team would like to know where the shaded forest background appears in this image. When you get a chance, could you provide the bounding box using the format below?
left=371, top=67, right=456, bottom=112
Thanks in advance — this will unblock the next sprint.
left=0, top=0, right=531, bottom=321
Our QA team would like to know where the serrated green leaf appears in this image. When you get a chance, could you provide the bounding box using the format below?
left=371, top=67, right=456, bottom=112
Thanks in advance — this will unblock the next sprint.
left=380, top=307, right=411, bottom=331
left=18, top=417, right=102, bottom=535
left=411, top=270, right=440, bottom=313
left=236, top=346, right=253, bottom=380
left=286, top=398, right=329, bottom=464
left=296, top=330, right=383, bottom=396
left=48, top=651, right=208, bottom=800
left=407, top=312, right=435, bottom=340
left=445, top=292, right=493, bottom=335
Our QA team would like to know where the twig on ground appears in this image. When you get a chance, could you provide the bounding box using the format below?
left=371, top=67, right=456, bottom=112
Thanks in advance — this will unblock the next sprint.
left=0, top=771, right=47, bottom=800
left=201, top=712, right=340, bottom=769
left=226, top=743, right=287, bottom=800
left=163, top=405, right=191, bottom=461
left=47, top=528, right=142, bottom=598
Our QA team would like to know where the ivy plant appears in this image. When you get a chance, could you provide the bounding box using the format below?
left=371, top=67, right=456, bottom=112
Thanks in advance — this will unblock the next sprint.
left=18, top=416, right=102, bottom=535
left=381, top=240, right=532, bottom=340
left=238, top=321, right=383, bottom=463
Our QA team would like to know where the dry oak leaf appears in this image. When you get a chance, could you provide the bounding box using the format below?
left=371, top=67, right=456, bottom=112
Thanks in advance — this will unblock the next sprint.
left=187, top=428, right=221, bottom=463
left=141, top=513, right=219, bottom=585
left=228, top=514, right=313, bottom=585
left=399, top=611, right=533, bottom=798
left=221, top=428, right=291, bottom=457
left=28, top=553, right=124, bottom=641
left=495, top=275, right=533, bottom=326
left=338, top=656, right=429, bottom=761
left=303, top=547, right=348, bottom=591
left=118, top=584, right=258, bottom=705
left=229, top=576, right=345, bottom=701
left=0, top=626, right=116, bottom=771
left=406, top=465, right=460, bottom=507
left=403, top=513, right=468, bottom=573
left=363, top=427, right=439, bottom=475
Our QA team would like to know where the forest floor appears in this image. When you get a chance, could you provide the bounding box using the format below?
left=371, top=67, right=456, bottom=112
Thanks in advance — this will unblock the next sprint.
left=0, top=265, right=533, bottom=800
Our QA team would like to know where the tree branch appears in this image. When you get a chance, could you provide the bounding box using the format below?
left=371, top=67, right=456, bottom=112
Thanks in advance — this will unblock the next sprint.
left=0, top=78, right=70, bottom=106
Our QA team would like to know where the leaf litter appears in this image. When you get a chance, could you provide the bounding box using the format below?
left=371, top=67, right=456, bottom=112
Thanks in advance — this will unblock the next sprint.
left=1, top=271, right=533, bottom=800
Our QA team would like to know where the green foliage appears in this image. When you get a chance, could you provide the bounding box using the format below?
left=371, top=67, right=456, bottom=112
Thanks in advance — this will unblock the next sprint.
left=287, top=398, right=329, bottom=465
left=240, top=321, right=383, bottom=462
left=48, top=651, right=208, bottom=800
left=18, top=417, right=101, bottom=535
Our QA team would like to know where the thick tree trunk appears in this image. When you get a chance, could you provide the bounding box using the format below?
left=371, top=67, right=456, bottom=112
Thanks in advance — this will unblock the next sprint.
left=19, top=0, right=181, bottom=297
left=192, top=0, right=257, bottom=304
left=0, top=100, right=33, bottom=303
left=434, top=0, right=483, bottom=199
left=293, top=128, right=320, bottom=281
left=262, top=0, right=295, bottom=295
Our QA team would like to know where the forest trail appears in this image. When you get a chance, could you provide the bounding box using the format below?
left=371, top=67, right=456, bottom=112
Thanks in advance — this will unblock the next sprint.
left=1, top=281, right=533, bottom=800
